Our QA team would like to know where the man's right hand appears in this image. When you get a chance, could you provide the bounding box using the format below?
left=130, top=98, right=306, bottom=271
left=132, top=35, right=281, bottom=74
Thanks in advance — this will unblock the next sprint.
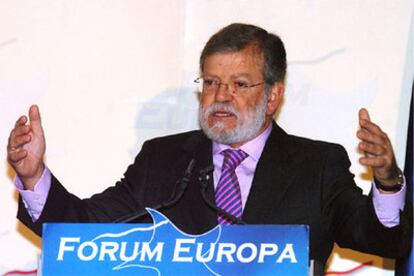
left=7, top=105, right=46, bottom=191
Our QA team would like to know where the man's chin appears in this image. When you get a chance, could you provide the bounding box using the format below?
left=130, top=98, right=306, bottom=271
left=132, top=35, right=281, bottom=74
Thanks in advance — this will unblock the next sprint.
left=203, top=125, right=247, bottom=145
left=207, top=119, right=237, bottom=132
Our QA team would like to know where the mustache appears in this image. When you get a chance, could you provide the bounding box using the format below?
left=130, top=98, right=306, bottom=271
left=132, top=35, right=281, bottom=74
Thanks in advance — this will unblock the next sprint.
left=202, top=102, right=240, bottom=118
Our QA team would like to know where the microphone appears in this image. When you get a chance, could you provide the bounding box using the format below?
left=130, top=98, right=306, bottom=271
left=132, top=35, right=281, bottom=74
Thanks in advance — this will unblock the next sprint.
left=198, top=165, right=245, bottom=225
left=113, top=158, right=196, bottom=223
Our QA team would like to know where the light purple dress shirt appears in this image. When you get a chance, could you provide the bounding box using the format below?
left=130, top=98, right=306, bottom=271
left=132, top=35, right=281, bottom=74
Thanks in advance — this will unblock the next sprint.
left=16, top=124, right=406, bottom=227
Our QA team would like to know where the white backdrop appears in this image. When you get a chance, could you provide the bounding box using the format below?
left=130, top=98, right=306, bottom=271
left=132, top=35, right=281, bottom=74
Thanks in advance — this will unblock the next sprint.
left=1, top=1, right=413, bottom=274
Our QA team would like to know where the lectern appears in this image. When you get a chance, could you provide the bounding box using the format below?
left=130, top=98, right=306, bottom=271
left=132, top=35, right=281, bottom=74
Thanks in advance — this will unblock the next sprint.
left=40, top=209, right=309, bottom=275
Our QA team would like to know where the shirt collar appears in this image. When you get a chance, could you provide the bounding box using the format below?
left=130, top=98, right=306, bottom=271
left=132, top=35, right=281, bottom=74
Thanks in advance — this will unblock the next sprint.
left=212, top=123, right=273, bottom=161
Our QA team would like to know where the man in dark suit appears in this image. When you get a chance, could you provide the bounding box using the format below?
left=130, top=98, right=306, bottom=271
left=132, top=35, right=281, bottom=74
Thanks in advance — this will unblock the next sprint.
left=7, top=23, right=412, bottom=272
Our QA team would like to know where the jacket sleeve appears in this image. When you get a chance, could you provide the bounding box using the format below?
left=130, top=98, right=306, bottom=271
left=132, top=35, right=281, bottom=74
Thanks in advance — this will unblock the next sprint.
left=323, top=144, right=413, bottom=258
left=17, top=140, right=157, bottom=237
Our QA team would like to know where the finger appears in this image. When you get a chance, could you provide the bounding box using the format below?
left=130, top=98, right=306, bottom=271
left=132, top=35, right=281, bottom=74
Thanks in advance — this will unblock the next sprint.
left=8, top=149, right=28, bottom=163
left=15, top=115, right=28, bottom=128
left=359, top=119, right=384, bottom=136
left=359, top=142, right=387, bottom=156
left=8, top=134, right=32, bottom=150
left=8, top=125, right=31, bottom=148
left=359, top=156, right=387, bottom=168
left=358, top=108, right=382, bottom=137
left=357, top=129, right=389, bottom=145
left=11, top=125, right=31, bottom=138
left=359, top=108, right=371, bottom=123
left=29, top=105, right=42, bottom=128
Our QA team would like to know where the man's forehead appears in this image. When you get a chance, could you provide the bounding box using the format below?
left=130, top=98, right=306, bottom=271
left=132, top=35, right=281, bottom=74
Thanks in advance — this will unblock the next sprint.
left=208, top=45, right=263, bottom=61
left=202, top=46, right=264, bottom=75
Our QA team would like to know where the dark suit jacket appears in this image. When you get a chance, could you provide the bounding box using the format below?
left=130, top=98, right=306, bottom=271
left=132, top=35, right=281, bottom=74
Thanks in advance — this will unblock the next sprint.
left=18, top=122, right=412, bottom=268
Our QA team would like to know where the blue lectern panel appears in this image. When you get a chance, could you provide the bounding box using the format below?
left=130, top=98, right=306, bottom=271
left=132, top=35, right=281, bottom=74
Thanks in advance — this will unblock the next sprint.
left=42, top=209, right=308, bottom=275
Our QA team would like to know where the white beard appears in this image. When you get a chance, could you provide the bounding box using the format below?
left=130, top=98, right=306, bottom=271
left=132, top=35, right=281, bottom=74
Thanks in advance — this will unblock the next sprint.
left=198, top=95, right=267, bottom=145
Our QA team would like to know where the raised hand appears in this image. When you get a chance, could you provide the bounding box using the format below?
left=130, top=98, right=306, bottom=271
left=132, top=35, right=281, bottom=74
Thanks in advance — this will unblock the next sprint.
left=7, top=105, right=46, bottom=190
left=357, top=108, right=400, bottom=189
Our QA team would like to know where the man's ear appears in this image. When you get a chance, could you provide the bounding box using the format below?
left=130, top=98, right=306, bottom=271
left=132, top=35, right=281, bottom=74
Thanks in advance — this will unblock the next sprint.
left=266, top=82, right=284, bottom=115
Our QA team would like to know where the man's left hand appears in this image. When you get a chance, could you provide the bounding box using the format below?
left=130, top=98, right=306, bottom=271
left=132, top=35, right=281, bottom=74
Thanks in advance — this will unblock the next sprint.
left=357, top=108, right=400, bottom=188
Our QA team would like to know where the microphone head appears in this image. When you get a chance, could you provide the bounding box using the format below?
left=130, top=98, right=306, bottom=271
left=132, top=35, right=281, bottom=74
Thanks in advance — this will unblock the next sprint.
left=198, top=165, right=214, bottom=189
left=199, top=165, right=214, bottom=176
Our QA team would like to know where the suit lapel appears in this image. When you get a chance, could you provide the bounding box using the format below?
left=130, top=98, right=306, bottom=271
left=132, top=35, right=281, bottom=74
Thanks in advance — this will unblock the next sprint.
left=243, top=123, right=297, bottom=224
left=179, top=131, right=217, bottom=232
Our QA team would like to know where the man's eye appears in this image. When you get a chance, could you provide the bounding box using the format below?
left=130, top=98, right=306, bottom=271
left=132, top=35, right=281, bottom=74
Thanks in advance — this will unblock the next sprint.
left=234, top=81, right=249, bottom=88
left=204, top=79, right=216, bottom=86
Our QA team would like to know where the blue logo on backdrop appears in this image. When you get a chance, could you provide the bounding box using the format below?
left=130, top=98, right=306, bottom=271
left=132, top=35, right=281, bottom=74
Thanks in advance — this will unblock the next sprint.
left=42, top=209, right=309, bottom=275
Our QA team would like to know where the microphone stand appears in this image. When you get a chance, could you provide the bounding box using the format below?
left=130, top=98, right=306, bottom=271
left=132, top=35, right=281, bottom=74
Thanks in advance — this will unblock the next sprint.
left=198, top=165, right=245, bottom=225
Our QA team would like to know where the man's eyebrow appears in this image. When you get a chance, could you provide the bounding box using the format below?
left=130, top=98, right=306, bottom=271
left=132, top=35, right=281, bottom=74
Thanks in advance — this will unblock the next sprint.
left=202, top=74, right=220, bottom=79
left=202, top=73, right=253, bottom=79
left=231, top=73, right=252, bottom=78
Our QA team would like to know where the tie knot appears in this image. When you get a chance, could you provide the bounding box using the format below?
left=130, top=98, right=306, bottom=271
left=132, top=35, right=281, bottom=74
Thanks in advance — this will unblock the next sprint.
left=221, top=149, right=248, bottom=169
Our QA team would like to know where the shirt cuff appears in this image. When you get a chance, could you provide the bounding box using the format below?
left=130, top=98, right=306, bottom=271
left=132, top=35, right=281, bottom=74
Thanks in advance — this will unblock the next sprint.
left=14, top=167, right=52, bottom=222
left=372, top=177, right=406, bottom=228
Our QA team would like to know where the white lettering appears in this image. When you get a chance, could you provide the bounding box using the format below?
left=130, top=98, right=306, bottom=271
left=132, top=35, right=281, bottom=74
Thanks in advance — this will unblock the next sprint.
left=99, top=242, right=119, bottom=261
left=140, top=242, right=164, bottom=262
left=120, top=242, right=140, bottom=262
left=276, top=244, right=297, bottom=263
left=216, top=243, right=236, bottom=263
left=57, top=237, right=80, bottom=260
left=236, top=243, right=257, bottom=263
left=173, top=238, right=195, bottom=262
left=195, top=243, right=215, bottom=263
left=258, top=243, right=278, bottom=263
left=56, top=236, right=297, bottom=265
left=78, top=241, right=98, bottom=261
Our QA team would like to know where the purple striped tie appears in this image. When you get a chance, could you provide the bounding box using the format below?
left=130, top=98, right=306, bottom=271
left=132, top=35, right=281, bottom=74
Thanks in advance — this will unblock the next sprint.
left=215, top=149, right=248, bottom=225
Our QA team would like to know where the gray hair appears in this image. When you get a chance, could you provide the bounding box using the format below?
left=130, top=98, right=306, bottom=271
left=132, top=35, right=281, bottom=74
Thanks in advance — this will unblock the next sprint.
left=200, top=23, right=287, bottom=93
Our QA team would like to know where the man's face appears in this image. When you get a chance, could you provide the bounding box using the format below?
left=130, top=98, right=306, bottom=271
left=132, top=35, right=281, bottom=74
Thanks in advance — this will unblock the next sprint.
left=198, top=45, right=273, bottom=147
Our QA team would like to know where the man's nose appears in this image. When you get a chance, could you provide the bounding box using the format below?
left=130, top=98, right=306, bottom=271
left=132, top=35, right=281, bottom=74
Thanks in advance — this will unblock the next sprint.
left=215, top=83, right=234, bottom=102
